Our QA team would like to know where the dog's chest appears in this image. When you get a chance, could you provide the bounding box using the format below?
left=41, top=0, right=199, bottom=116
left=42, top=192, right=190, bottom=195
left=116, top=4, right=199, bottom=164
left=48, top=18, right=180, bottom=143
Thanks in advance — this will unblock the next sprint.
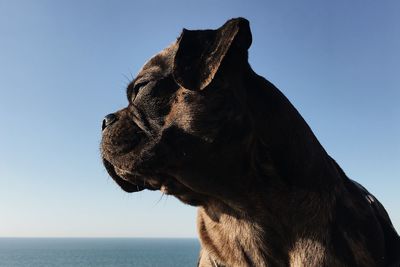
left=197, top=207, right=267, bottom=267
left=196, top=208, right=334, bottom=267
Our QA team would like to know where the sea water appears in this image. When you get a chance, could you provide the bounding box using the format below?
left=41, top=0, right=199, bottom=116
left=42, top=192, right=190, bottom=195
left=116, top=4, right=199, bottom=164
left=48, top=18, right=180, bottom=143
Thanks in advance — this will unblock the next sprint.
left=0, top=238, right=200, bottom=267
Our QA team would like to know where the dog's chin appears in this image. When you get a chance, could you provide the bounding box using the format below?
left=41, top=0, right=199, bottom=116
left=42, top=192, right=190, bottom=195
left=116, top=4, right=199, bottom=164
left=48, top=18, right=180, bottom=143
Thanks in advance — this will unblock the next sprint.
left=102, top=158, right=205, bottom=206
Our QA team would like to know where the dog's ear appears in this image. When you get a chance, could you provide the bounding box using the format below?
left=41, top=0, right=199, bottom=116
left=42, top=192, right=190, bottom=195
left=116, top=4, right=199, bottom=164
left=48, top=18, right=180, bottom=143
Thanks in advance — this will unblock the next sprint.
left=173, top=17, right=252, bottom=91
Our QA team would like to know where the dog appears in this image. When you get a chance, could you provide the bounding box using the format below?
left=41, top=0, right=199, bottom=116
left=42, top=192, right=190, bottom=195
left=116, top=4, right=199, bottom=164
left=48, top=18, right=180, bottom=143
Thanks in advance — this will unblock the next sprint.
left=101, top=18, right=400, bottom=266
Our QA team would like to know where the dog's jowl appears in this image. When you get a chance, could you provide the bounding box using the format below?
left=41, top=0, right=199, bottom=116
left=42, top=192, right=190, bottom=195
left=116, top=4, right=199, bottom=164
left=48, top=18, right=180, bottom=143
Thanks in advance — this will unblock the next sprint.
left=101, top=18, right=400, bottom=267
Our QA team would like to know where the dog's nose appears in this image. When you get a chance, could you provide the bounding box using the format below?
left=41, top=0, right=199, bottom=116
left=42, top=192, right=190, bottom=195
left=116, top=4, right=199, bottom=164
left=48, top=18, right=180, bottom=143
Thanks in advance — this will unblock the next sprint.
left=102, top=113, right=117, bottom=130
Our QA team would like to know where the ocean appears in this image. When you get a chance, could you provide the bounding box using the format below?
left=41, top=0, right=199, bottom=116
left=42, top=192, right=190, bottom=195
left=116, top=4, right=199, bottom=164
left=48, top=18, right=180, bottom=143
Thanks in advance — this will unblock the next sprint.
left=0, top=238, right=200, bottom=267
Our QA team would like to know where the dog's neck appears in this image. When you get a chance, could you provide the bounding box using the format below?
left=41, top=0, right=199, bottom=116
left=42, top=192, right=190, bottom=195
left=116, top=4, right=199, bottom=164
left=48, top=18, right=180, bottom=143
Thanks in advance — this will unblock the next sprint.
left=196, top=69, right=345, bottom=266
left=242, top=69, right=347, bottom=193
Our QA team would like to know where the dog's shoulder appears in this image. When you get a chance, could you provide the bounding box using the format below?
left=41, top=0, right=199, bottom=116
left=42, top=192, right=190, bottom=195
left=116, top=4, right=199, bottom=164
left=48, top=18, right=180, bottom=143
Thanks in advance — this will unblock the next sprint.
left=332, top=158, right=400, bottom=266
left=350, top=179, right=400, bottom=266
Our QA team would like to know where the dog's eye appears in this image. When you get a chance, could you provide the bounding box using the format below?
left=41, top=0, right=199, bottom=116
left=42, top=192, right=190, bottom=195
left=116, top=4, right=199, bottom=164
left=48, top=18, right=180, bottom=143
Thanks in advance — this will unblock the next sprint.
left=134, top=81, right=149, bottom=94
left=131, top=81, right=150, bottom=100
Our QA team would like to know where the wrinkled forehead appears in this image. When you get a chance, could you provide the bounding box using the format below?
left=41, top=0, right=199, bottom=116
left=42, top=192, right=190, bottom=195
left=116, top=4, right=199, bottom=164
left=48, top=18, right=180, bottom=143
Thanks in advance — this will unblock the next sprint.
left=135, top=43, right=177, bottom=82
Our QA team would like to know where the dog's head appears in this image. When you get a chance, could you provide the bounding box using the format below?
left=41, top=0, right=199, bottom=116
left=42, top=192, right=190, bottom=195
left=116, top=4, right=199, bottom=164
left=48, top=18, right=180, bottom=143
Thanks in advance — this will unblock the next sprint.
left=101, top=17, right=333, bottom=211
left=101, top=18, right=257, bottom=207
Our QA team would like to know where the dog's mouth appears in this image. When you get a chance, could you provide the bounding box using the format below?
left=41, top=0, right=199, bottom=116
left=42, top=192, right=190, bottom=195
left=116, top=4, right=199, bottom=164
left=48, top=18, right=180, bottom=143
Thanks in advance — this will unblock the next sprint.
left=103, top=159, right=147, bottom=192
left=103, top=158, right=169, bottom=192
left=102, top=158, right=205, bottom=205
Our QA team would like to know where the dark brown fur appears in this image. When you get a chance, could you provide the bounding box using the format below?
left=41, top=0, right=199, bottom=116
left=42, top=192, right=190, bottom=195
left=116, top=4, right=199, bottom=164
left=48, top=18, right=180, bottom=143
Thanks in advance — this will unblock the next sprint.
left=101, top=18, right=400, bottom=266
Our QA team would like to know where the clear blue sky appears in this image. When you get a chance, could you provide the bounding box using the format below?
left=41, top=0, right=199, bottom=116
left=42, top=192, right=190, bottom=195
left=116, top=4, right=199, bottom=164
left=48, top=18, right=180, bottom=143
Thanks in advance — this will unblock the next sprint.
left=0, top=0, right=399, bottom=237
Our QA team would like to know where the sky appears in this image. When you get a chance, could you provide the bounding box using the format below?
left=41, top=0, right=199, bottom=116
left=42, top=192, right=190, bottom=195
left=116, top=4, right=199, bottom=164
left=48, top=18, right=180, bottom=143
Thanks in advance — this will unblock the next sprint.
left=0, top=0, right=399, bottom=238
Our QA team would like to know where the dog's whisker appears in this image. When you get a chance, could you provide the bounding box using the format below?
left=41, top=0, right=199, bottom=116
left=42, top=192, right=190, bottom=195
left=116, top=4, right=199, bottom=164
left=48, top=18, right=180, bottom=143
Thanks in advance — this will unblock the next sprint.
left=122, top=73, right=132, bottom=84
left=155, top=192, right=165, bottom=205
left=160, top=194, right=168, bottom=207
